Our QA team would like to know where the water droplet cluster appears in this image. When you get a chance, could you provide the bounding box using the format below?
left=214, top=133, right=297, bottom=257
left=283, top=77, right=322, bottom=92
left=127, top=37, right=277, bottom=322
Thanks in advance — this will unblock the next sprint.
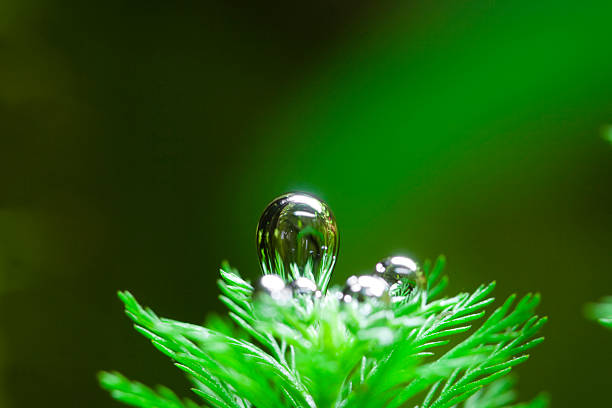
left=255, top=192, right=423, bottom=304
left=254, top=275, right=319, bottom=300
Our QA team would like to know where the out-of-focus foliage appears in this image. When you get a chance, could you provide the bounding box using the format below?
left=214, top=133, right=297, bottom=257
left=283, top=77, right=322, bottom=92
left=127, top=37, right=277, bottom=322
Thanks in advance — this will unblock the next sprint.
left=585, top=297, right=612, bottom=329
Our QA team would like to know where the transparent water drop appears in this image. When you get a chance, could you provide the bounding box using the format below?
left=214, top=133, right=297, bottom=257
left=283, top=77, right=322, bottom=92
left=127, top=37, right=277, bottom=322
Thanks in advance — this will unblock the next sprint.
left=374, top=255, right=425, bottom=292
left=342, top=275, right=390, bottom=302
left=254, top=274, right=291, bottom=301
left=290, top=277, right=318, bottom=296
left=256, top=192, right=338, bottom=291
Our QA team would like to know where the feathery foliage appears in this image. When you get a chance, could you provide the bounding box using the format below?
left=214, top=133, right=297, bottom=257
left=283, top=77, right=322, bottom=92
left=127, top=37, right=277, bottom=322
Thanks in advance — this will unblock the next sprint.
left=99, top=256, right=547, bottom=408
left=585, top=296, right=612, bottom=329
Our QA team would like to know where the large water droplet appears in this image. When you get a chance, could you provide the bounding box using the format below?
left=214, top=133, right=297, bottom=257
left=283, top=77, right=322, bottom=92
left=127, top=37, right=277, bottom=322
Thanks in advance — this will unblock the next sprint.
left=256, top=193, right=338, bottom=291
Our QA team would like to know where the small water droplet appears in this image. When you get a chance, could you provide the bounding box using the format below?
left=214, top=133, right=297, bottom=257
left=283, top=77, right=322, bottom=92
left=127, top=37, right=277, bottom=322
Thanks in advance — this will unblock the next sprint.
left=342, top=275, right=390, bottom=302
left=254, top=274, right=291, bottom=301
left=256, top=193, right=338, bottom=291
left=290, top=277, right=318, bottom=296
left=374, top=255, right=425, bottom=294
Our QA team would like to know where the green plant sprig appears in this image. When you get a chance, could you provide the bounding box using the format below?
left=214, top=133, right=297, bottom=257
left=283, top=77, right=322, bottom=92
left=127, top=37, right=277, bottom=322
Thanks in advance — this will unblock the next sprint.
left=99, top=256, right=547, bottom=408
left=585, top=296, right=612, bottom=329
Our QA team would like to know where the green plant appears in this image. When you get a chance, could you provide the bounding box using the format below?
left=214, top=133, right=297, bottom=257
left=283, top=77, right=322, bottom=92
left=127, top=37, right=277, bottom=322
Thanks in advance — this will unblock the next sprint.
left=99, top=256, right=548, bottom=407
left=585, top=297, right=612, bottom=329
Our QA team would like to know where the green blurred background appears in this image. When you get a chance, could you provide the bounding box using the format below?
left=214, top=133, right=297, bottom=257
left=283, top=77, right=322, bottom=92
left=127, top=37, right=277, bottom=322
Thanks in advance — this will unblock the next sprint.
left=1, top=0, right=611, bottom=406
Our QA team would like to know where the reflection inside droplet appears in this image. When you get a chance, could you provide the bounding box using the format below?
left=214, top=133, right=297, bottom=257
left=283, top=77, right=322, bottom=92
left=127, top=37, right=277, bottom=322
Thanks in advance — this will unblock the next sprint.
left=256, top=192, right=339, bottom=291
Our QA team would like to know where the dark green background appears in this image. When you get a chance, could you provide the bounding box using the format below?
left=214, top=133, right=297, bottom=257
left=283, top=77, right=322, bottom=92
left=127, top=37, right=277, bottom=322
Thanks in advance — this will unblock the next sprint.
left=1, top=1, right=611, bottom=407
